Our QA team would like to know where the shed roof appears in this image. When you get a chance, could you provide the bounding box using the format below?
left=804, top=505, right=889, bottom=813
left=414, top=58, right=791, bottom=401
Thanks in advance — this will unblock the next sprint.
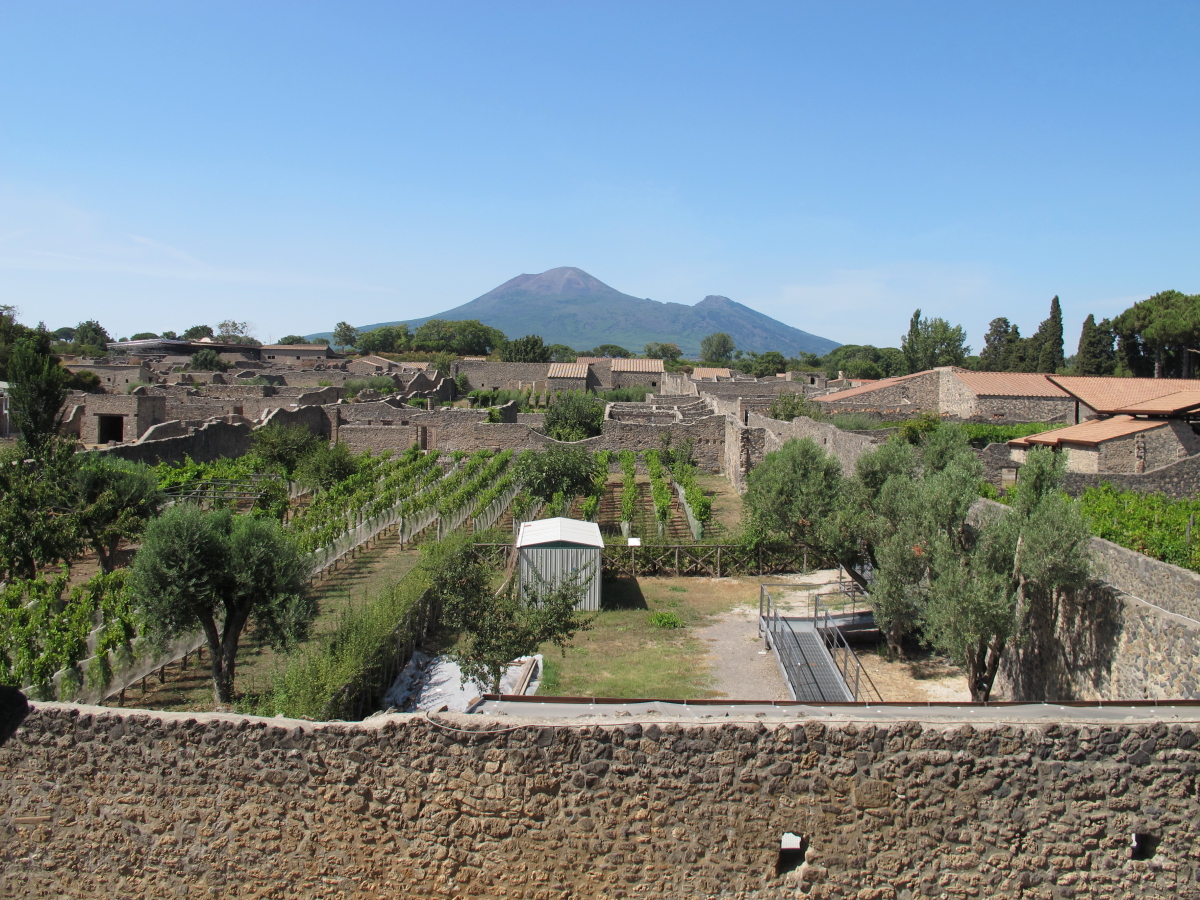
left=1113, top=390, right=1200, bottom=415
left=952, top=371, right=1071, bottom=398
left=1048, top=376, right=1200, bottom=414
left=547, top=363, right=589, bottom=378
left=516, top=517, right=605, bottom=549
left=610, top=358, right=665, bottom=373
left=690, top=367, right=731, bottom=379
left=1008, top=415, right=1166, bottom=448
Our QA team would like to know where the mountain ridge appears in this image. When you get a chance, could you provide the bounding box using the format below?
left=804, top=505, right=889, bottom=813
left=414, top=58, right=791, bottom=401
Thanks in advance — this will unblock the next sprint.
left=308, top=266, right=839, bottom=356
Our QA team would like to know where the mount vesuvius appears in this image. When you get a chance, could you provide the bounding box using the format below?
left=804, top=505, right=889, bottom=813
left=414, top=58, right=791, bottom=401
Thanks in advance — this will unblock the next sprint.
left=312, top=267, right=839, bottom=357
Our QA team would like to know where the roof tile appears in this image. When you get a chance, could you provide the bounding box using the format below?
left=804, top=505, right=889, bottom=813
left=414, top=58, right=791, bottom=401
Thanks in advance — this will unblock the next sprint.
left=547, top=363, right=589, bottom=378
left=610, top=358, right=666, bottom=373
left=1008, top=415, right=1166, bottom=448
left=952, top=371, right=1070, bottom=398
left=1049, top=376, right=1200, bottom=414
left=690, top=367, right=731, bottom=379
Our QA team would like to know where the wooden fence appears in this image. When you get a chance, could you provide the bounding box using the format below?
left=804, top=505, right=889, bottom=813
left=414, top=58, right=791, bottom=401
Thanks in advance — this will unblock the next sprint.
left=472, top=543, right=810, bottom=578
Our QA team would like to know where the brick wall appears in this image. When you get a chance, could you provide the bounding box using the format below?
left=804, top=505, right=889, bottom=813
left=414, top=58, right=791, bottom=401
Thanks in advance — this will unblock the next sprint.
left=5, top=704, right=1199, bottom=899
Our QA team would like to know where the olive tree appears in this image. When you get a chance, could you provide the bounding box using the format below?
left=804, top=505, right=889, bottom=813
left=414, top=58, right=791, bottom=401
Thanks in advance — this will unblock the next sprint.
left=922, top=447, right=1092, bottom=700
left=74, top=456, right=164, bottom=572
left=425, top=533, right=592, bottom=694
left=131, top=505, right=314, bottom=705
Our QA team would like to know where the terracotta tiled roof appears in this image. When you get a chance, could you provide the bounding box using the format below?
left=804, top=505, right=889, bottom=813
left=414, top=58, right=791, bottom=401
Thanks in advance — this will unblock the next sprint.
left=1114, top=390, right=1200, bottom=415
left=573, top=357, right=604, bottom=365
left=952, top=371, right=1071, bottom=398
left=261, top=344, right=331, bottom=351
left=813, top=373, right=917, bottom=402
left=1048, top=376, right=1200, bottom=414
left=1008, top=415, right=1166, bottom=448
left=611, top=358, right=666, bottom=373
left=547, top=363, right=589, bottom=378
left=690, top=367, right=731, bottom=379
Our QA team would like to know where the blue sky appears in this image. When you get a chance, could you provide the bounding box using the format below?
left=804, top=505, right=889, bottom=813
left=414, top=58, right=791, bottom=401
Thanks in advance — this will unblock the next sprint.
left=1, top=2, right=1198, bottom=352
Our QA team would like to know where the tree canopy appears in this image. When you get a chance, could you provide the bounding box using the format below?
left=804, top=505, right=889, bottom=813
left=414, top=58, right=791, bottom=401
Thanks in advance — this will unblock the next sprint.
left=700, top=332, right=735, bottom=365
left=130, top=505, right=313, bottom=705
left=1111, top=289, right=1200, bottom=378
left=331, top=322, right=359, bottom=351
left=412, top=319, right=506, bottom=356
left=901, top=309, right=970, bottom=372
left=356, top=324, right=411, bottom=355
left=500, top=334, right=552, bottom=363
left=543, top=391, right=604, bottom=442
left=9, top=340, right=69, bottom=452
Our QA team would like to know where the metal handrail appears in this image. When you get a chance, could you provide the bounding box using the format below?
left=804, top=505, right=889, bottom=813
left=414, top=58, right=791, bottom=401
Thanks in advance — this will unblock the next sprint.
left=759, top=585, right=826, bottom=702
left=810, top=591, right=883, bottom=703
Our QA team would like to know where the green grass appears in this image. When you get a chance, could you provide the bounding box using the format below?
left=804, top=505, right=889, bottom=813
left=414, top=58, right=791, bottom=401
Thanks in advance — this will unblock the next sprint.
left=534, top=575, right=759, bottom=700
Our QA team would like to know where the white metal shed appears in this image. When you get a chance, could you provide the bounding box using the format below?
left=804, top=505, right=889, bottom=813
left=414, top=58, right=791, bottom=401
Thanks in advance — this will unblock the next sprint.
left=516, top=517, right=604, bottom=611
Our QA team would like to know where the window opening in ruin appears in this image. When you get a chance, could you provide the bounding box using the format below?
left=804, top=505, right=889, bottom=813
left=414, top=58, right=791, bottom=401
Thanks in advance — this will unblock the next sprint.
left=1131, top=833, right=1158, bottom=860
left=97, top=415, right=124, bottom=444
left=776, top=833, right=808, bottom=875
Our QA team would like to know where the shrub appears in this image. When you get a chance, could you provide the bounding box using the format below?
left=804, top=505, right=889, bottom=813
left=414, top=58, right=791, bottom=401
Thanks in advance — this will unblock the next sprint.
left=295, top=442, right=359, bottom=491
left=344, top=376, right=397, bottom=398
left=767, top=392, right=826, bottom=422
left=648, top=611, right=683, bottom=629
left=250, top=422, right=323, bottom=476
left=544, top=390, right=604, bottom=442
left=188, top=348, right=229, bottom=372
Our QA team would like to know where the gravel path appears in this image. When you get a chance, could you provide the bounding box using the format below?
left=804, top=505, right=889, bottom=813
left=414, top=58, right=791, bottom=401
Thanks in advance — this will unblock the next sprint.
left=695, top=605, right=790, bottom=701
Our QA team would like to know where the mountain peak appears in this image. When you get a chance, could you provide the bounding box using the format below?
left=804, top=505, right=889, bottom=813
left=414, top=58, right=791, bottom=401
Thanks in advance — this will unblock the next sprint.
left=320, top=267, right=839, bottom=356
left=491, top=267, right=622, bottom=300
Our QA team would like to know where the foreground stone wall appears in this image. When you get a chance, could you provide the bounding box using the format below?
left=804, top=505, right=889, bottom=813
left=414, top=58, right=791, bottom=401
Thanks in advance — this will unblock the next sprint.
left=4, top=705, right=1199, bottom=899
left=966, top=498, right=1200, bottom=702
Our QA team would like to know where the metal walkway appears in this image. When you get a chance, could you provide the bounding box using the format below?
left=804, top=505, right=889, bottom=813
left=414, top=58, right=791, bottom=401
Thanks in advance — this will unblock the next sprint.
left=759, top=584, right=883, bottom=704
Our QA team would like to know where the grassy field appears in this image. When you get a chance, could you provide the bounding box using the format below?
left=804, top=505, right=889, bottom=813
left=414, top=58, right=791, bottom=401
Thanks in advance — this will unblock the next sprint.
left=537, top=574, right=763, bottom=700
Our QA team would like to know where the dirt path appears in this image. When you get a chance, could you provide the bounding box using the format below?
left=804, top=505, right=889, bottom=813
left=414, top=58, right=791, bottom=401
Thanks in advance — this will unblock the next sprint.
left=694, top=605, right=789, bottom=701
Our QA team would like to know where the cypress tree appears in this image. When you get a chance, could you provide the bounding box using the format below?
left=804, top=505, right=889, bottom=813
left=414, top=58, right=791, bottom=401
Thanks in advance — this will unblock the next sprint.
left=1075, top=314, right=1116, bottom=376
left=1034, top=296, right=1065, bottom=373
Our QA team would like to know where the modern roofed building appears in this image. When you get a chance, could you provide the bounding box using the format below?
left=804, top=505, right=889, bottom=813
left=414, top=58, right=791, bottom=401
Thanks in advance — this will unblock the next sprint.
left=515, top=517, right=604, bottom=611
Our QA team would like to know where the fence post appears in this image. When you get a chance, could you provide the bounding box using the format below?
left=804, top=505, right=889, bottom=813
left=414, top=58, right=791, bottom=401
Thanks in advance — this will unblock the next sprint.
left=675, top=546, right=680, bottom=577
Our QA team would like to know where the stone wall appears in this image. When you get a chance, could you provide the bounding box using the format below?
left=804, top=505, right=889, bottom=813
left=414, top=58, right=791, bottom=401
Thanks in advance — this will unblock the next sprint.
left=1099, top=421, right=1200, bottom=475
left=69, top=393, right=167, bottom=444
left=1057, top=453, right=1200, bottom=500
left=5, top=703, right=1200, bottom=899
left=816, top=371, right=941, bottom=417
left=86, top=418, right=255, bottom=466
left=452, top=361, right=552, bottom=391
left=331, top=409, right=728, bottom=471
left=748, top=413, right=885, bottom=476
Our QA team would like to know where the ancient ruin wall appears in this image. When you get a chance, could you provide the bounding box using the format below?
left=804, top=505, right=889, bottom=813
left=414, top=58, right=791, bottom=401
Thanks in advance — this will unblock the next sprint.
left=747, top=413, right=884, bottom=475
left=86, top=419, right=255, bottom=466
left=4, top=705, right=1199, bottom=900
